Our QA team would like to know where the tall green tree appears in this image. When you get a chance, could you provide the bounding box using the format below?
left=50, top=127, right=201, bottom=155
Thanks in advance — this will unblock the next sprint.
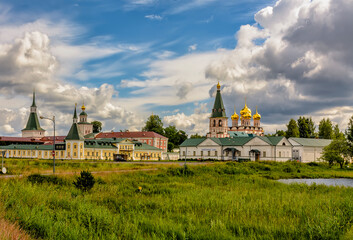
left=164, top=125, right=188, bottom=151
left=142, top=115, right=164, bottom=135
left=346, top=115, right=353, bottom=158
left=297, top=116, right=316, bottom=138
left=286, top=119, right=299, bottom=138
left=318, top=118, right=333, bottom=139
left=307, top=117, right=316, bottom=137
left=321, top=139, right=348, bottom=168
left=333, top=124, right=345, bottom=140
left=91, top=121, right=102, bottom=133
left=190, top=133, right=204, bottom=139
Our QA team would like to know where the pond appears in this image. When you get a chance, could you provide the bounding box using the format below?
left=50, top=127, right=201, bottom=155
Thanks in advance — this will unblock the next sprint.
left=277, top=178, right=353, bottom=187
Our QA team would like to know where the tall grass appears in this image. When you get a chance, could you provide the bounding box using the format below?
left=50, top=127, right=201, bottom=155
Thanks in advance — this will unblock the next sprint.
left=1, top=161, right=353, bottom=239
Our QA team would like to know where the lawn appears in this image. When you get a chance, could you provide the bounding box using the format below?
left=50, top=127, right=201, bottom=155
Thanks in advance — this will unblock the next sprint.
left=1, top=161, right=353, bottom=239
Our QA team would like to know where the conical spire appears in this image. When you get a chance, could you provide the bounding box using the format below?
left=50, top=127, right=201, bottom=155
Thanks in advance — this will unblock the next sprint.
left=73, top=103, right=78, bottom=121
left=211, top=82, right=226, bottom=118
left=31, top=90, right=36, bottom=107
left=65, top=104, right=84, bottom=140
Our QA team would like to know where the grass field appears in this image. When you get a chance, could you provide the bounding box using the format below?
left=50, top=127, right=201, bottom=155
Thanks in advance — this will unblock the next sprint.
left=0, top=158, right=166, bottom=175
left=1, top=161, right=353, bottom=239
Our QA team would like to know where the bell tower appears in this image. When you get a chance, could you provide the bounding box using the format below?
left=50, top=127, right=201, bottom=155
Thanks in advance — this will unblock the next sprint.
left=207, top=82, right=229, bottom=138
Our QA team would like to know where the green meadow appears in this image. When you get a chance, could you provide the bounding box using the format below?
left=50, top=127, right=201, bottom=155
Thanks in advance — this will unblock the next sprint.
left=2, top=161, right=353, bottom=239
left=0, top=158, right=160, bottom=175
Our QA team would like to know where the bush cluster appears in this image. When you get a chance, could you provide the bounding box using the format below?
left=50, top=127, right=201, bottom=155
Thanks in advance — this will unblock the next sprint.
left=27, top=174, right=65, bottom=185
left=73, top=171, right=96, bottom=192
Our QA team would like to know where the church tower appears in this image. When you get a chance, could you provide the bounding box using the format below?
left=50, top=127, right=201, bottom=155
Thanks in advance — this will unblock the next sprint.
left=78, top=103, right=93, bottom=136
left=22, top=91, right=45, bottom=138
left=207, top=82, right=229, bottom=138
left=65, top=104, right=85, bottom=159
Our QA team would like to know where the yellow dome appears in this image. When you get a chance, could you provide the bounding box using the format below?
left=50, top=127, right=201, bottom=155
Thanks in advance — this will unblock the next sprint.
left=81, top=104, right=86, bottom=111
left=240, top=99, right=252, bottom=119
left=217, top=81, right=221, bottom=89
left=253, top=106, right=261, bottom=120
left=231, top=107, right=239, bottom=120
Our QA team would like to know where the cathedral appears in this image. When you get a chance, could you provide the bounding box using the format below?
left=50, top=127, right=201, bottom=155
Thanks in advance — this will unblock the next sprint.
left=206, top=82, right=264, bottom=138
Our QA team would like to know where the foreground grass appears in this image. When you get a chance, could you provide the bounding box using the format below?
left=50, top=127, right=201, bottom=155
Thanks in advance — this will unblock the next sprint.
left=0, top=158, right=165, bottom=175
left=1, top=161, right=353, bottom=239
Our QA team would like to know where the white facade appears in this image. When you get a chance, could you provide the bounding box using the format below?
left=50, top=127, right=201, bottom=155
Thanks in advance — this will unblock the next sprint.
left=288, top=138, right=331, bottom=163
left=180, top=137, right=293, bottom=161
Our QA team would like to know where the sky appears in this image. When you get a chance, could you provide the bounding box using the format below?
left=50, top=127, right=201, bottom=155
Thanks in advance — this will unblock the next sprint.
left=0, top=0, right=353, bottom=137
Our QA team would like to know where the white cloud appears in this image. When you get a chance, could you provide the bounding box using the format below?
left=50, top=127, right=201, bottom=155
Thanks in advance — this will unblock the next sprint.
left=145, top=14, right=163, bottom=20
left=188, top=44, right=197, bottom=52
left=163, top=103, right=210, bottom=135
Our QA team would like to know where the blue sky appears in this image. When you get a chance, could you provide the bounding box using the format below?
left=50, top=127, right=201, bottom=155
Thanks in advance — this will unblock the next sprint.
left=0, top=0, right=353, bottom=136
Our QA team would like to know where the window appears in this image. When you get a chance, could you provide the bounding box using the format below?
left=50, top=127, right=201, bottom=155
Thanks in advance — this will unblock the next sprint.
left=183, top=151, right=186, bottom=156
left=201, top=151, right=203, bottom=156
left=193, top=151, right=196, bottom=156
left=74, top=145, right=76, bottom=149
left=213, top=120, right=216, bottom=127
left=226, top=152, right=229, bottom=156
left=74, top=152, right=76, bottom=157
left=219, top=120, right=222, bottom=127
left=208, top=151, right=210, bottom=156
left=215, top=151, right=218, bottom=156
left=87, top=152, right=90, bottom=156
left=279, top=151, right=281, bottom=157
left=263, top=151, right=266, bottom=157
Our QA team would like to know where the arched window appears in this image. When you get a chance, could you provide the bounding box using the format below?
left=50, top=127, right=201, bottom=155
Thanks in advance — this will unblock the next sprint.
left=219, top=120, right=222, bottom=127
left=213, top=120, right=216, bottom=127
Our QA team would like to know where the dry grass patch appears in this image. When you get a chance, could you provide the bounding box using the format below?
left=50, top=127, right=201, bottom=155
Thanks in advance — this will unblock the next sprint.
left=0, top=218, right=32, bottom=240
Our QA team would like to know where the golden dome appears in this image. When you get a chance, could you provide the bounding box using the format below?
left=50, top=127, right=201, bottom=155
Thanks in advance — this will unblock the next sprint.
left=240, top=99, right=252, bottom=119
left=217, top=81, right=221, bottom=90
left=231, top=107, right=239, bottom=120
left=81, top=104, right=86, bottom=111
left=253, top=106, right=261, bottom=120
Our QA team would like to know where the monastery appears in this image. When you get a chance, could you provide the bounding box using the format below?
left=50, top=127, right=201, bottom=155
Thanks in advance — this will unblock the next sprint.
left=0, top=92, right=166, bottom=161
left=207, top=82, right=264, bottom=138
left=180, top=82, right=331, bottom=162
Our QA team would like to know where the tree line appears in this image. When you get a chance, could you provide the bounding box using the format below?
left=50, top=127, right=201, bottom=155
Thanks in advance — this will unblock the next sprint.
left=142, top=115, right=187, bottom=151
left=272, top=116, right=345, bottom=140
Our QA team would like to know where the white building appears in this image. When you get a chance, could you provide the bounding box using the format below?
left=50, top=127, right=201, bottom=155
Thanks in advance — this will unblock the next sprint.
left=288, top=138, right=332, bottom=163
left=180, top=136, right=292, bottom=161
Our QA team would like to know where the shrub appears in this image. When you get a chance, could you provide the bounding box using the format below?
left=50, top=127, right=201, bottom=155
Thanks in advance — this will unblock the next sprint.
left=27, top=174, right=65, bottom=185
left=307, top=162, right=319, bottom=167
left=167, top=165, right=194, bottom=176
left=73, top=171, right=95, bottom=192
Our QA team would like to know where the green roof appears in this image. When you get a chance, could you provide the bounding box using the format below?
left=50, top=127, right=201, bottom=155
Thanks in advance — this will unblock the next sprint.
left=22, top=112, right=45, bottom=131
left=66, top=106, right=84, bottom=140
left=211, top=89, right=227, bottom=118
left=229, top=132, right=249, bottom=137
left=80, top=111, right=87, bottom=116
left=0, top=144, right=53, bottom=150
left=134, top=143, right=162, bottom=151
left=180, top=138, right=206, bottom=147
left=289, top=138, right=332, bottom=147
left=84, top=140, right=117, bottom=149
left=265, top=136, right=286, bottom=146
left=180, top=137, right=254, bottom=147
left=65, top=123, right=84, bottom=140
